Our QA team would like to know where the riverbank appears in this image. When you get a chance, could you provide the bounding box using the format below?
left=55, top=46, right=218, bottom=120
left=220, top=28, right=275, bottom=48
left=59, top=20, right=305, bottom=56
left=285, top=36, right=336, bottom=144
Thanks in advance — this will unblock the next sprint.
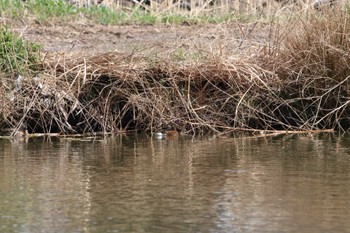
left=1, top=6, right=350, bottom=136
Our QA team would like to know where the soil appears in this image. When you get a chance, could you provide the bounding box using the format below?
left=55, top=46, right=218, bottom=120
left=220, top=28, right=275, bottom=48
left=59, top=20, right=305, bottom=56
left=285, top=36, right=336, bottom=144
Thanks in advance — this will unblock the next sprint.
left=11, top=19, right=270, bottom=60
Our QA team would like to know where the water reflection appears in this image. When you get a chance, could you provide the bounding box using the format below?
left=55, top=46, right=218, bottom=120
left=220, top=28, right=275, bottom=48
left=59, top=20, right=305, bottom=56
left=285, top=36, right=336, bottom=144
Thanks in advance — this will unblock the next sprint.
left=0, top=133, right=350, bottom=232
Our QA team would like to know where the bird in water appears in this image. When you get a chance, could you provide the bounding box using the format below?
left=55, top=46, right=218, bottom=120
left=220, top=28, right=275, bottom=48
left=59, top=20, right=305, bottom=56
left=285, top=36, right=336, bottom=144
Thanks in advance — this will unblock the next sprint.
left=154, top=126, right=178, bottom=139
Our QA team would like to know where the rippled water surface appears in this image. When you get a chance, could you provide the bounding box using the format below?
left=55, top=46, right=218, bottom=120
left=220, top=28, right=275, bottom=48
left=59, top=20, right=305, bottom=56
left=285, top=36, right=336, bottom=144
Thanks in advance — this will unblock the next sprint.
left=1, top=133, right=350, bottom=233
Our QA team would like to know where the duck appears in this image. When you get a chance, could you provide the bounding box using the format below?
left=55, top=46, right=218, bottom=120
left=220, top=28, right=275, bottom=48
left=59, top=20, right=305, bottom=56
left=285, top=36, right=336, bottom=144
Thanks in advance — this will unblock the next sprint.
left=6, top=122, right=28, bottom=137
left=154, top=126, right=178, bottom=139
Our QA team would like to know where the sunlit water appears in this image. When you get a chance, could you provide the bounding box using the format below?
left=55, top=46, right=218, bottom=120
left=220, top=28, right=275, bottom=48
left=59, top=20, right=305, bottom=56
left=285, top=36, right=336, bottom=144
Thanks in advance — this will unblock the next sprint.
left=1, top=133, right=350, bottom=233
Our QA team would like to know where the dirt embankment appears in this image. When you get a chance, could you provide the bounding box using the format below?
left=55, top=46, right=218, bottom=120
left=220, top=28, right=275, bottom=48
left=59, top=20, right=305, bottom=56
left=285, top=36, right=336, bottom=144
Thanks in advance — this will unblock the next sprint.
left=3, top=20, right=273, bottom=135
left=5, top=13, right=348, bottom=136
left=14, top=20, right=269, bottom=59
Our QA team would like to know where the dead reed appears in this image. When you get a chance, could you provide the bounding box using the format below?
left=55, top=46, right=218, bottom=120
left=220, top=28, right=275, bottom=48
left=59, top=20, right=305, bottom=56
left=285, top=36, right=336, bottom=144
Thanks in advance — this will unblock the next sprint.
left=270, top=9, right=350, bottom=131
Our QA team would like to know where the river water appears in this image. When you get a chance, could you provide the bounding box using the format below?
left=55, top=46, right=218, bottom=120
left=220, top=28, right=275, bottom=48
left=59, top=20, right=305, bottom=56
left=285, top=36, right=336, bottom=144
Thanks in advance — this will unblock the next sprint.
left=0, top=133, right=350, bottom=233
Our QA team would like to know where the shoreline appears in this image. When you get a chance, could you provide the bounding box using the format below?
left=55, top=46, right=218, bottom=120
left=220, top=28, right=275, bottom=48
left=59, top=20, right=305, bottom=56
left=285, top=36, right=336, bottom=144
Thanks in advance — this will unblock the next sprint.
left=2, top=9, right=350, bottom=136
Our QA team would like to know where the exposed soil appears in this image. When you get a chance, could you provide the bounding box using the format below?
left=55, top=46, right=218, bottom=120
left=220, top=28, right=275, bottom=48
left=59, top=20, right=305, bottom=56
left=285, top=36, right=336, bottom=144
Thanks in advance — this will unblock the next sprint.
left=11, top=19, right=270, bottom=59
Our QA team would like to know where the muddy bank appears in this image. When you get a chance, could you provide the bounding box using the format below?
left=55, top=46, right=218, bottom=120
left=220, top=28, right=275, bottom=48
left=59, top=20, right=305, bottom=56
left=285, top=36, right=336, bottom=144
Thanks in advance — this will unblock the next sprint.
left=14, top=20, right=269, bottom=58
left=3, top=11, right=350, bottom=136
left=2, top=21, right=270, bottom=135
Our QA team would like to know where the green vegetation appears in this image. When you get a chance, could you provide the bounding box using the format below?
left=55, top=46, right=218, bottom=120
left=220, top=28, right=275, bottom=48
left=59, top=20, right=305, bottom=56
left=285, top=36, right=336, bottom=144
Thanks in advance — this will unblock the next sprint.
left=84, top=5, right=127, bottom=24
left=0, top=27, right=41, bottom=77
left=171, top=48, right=205, bottom=61
left=0, top=0, right=239, bottom=25
left=29, top=0, right=78, bottom=20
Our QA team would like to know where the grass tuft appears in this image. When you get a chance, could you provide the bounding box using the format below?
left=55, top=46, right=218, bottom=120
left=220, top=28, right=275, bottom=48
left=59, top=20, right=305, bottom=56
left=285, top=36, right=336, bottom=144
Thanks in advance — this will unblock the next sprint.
left=276, top=10, right=350, bottom=81
left=0, top=27, right=41, bottom=77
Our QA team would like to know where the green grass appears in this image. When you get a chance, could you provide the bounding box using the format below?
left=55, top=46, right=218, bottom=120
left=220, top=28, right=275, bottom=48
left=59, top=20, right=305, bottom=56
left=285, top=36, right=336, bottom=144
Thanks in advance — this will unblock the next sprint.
left=0, top=27, right=41, bottom=77
left=171, top=48, right=206, bottom=62
left=29, top=0, right=78, bottom=19
left=84, top=5, right=126, bottom=24
left=0, top=0, right=244, bottom=25
left=0, top=0, right=26, bottom=18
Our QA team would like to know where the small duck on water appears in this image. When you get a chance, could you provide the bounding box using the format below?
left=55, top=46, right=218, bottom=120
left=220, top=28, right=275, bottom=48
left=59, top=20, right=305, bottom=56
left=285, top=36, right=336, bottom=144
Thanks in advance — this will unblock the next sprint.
left=5, top=122, right=28, bottom=137
left=154, top=126, right=178, bottom=139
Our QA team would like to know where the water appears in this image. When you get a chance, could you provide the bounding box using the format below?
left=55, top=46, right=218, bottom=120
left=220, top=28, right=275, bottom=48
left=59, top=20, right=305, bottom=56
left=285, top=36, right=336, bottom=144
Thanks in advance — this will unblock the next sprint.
left=0, top=133, right=350, bottom=233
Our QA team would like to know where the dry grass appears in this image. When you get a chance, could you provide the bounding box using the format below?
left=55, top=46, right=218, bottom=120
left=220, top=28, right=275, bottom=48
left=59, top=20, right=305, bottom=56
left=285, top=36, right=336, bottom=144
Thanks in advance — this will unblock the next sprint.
left=271, top=9, right=350, bottom=131
left=2, top=9, right=350, bottom=136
